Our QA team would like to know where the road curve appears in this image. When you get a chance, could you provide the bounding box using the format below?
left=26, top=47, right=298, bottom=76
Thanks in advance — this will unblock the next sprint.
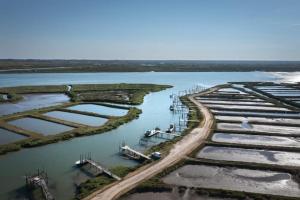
left=85, top=93, right=214, bottom=200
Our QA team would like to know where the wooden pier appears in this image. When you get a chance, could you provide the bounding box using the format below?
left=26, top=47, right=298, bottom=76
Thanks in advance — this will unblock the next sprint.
left=25, top=170, right=54, bottom=200
left=76, top=154, right=121, bottom=181
left=154, top=131, right=181, bottom=140
left=119, top=143, right=151, bottom=161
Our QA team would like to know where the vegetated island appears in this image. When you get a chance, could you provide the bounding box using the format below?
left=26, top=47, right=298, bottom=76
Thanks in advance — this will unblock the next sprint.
left=0, top=59, right=300, bottom=73
left=0, top=83, right=171, bottom=155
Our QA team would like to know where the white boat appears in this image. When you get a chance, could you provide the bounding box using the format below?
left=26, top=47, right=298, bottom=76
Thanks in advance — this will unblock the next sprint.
left=144, top=127, right=161, bottom=137
left=166, top=124, right=175, bottom=133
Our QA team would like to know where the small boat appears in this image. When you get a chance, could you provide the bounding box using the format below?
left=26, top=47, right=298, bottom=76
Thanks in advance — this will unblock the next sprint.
left=166, top=124, right=175, bottom=133
left=169, top=105, right=174, bottom=111
left=144, top=127, right=161, bottom=137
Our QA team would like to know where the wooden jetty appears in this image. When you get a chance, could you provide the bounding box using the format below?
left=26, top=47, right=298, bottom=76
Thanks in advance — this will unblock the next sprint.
left=25, top=170, right=54, bottom=200
left=154, top=131, right=181, bottom=140
left=119, top=143, right=151, bottom=161
left=76, top=154, right=121, bottom=181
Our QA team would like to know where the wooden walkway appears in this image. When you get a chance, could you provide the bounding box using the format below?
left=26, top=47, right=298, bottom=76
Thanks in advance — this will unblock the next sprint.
left=120, top=145, right=151, bottom=160
left=26, top=172, right=54, bottom=200
left=77, top=158, right=121, bottom=181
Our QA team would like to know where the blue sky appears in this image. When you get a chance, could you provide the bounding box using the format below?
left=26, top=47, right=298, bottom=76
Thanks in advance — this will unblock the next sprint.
left=0, top=0, right=300, bottom=60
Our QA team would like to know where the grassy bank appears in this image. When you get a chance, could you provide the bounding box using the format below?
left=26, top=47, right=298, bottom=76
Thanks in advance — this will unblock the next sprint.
left=75, top=165, right=139, bottom=200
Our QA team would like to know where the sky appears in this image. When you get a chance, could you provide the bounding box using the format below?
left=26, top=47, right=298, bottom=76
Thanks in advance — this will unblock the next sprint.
left=0, top=0, right=300, bottom=60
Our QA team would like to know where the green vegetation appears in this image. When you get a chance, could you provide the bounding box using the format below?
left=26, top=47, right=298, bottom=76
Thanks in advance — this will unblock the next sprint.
left=75, top=176, right=114, bottom=200
left=1, top=59, right=300, bottom=73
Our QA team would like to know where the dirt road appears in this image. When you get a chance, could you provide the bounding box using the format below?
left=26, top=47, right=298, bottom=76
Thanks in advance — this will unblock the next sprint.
left=85, top=93, right=214, bottom=200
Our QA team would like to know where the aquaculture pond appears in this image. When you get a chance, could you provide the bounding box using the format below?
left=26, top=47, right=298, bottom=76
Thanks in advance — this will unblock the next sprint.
left=215, top=115, right=300, bottom=125
left=212, top=132, right=300, bottom=148
left=162, top=164, right=300, bottom=197
left=211, top=110, right=300, bottom=118
left=44, top=111, right=108, bottom=127
left=8, top=117, right=73, bottom=135
left=0, top=72, right=280, bottom=199
left=197, top=146, right=300, bottom=167
left=217, top=122, right=300, bottom=135
left=0, top=128, right=27, bottom=145
left=198, top=100, right=273, bottom=106
left=67, top=104, right=128, bottom=116
left=0, top=93, right=69, bottom=116
left=204, top=104, right=288, bottom=111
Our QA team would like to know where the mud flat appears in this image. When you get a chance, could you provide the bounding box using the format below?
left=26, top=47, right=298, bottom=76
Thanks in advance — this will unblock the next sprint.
left=44, top=111, right=108, bottom=127
left=197, top=146, right=300, bottom=167
left=8, top=117, right=74, bottom=135
left=0, top=93, right=69, bottom=116
left=211, top=110, right=300, bottom=118
left=204, top=104, right=289, bottom=111
left=217, top=122, right=300, bottom=135
left=195, top=97, right=265, bottom=102
left=198, top=100, right=273, bottom=106
left=215, top=115, right=300, bottom=125
left=0, top=128, right=27, bottom=144
left=67, top=103, right=128, bottom=116
left=162, top=164, right=300, bottom=197
left=212, top=132, right=300, bottom=148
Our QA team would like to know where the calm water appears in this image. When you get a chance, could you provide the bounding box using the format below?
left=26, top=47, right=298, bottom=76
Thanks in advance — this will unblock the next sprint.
left=44, top=111, right=108, bottom=127
left=8, top=117, right=74, bottom=136
left=0, top=94, right=69, bottom=116
left=67, top=104, right=128, bottom=116
left=0, top=128, right=27, bottom=145
left=0, top=72, right=280, bottom=199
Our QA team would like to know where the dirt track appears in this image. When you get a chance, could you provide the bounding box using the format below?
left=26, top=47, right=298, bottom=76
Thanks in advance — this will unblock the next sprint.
left=85, top=93, right=214, bottom=200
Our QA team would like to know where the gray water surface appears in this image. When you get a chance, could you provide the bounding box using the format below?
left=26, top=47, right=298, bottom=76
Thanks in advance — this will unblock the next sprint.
left=67, top=104, right=128, bottom=116
left=8, top=117, right=73, bottom=135
left=0, top=128, right=27, bottom=145
left=44, top=111, right=108, bottom=127
left=0, top=93, right=69, bottom=116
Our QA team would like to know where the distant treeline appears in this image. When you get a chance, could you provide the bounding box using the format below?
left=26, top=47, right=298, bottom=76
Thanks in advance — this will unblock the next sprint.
left=0, top=59, right=300, bottom=72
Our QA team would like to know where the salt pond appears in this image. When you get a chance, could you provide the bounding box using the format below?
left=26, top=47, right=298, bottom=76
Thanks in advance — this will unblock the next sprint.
left=197, top=146, right=300, bottom=167
left=163, top=165, right=300, bottom=197
left=212, top=132, right=300, bottom=147
left=217, top=122, right=300, bottom=135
